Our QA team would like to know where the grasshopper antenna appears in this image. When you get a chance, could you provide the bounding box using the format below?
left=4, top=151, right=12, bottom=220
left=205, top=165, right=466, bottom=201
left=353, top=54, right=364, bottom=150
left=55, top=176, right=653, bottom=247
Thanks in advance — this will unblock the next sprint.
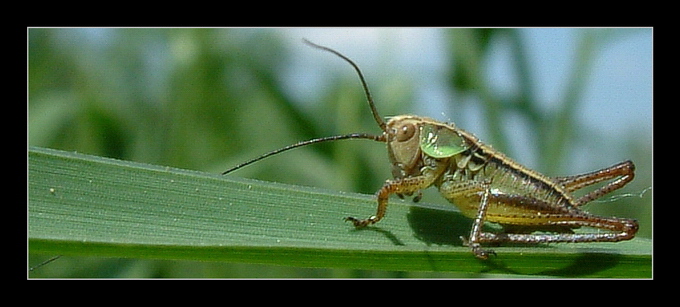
left=222, top=40, right=389, bottom=175
left=303, top=39, right=387, bottom=132
left=222, top=133, right=384, bottom=175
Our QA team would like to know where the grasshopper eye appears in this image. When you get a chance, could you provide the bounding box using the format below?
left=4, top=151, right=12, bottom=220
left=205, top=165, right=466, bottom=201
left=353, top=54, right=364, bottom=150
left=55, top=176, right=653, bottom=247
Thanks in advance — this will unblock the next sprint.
left=396, top=123, right=416, bottom=142
left=420, top=124, right=468, bottom=158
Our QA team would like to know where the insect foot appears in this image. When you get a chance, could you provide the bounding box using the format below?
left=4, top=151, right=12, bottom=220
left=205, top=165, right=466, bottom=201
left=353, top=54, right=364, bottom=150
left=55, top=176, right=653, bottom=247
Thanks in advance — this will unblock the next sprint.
left=472, top=246, right=497, bottom=260
left=461, top=236, right=497, bottom=260
left=344, top=216, right=378, bottom=228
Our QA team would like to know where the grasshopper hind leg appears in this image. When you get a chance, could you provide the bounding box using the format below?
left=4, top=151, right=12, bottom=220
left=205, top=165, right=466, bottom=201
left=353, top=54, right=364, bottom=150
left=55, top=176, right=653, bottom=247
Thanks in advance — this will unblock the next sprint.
left=440, top=175, right=639, bottom=259
left=554, top=160, right=635, bottom=207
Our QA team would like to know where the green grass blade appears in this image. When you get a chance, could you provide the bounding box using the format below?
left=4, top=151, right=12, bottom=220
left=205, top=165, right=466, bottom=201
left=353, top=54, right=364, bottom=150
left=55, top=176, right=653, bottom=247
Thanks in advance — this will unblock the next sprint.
left=28, top=147, right=651, bottom=278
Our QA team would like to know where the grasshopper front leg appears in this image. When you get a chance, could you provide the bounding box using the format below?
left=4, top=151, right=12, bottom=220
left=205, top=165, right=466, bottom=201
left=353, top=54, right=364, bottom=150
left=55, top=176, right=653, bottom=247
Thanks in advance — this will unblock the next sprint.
left=345, top=175, right=434, bottom=228
left=346, top=157, right=447, bottom=228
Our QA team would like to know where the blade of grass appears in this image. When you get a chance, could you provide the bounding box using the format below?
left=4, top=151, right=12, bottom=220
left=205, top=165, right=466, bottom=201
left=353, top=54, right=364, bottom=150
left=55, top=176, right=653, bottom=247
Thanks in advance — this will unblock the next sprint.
left=28, top=147, right=651, bottom=277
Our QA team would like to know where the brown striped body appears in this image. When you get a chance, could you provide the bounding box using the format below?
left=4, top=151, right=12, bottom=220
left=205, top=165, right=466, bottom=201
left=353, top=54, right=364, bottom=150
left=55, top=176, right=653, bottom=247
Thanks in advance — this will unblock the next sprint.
left=230, top=42, right=640, bottom=259
left=347, top=115, right=638, bottom=259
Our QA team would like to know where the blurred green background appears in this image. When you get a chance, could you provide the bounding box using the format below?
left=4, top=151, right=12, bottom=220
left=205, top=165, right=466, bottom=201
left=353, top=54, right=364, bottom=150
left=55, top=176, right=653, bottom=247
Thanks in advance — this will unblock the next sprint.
left=28, top=28, right=652, bottom=278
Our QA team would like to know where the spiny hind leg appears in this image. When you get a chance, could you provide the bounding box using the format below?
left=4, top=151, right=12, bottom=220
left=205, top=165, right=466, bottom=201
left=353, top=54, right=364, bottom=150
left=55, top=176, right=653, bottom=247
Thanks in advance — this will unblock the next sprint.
left=553, top=160, right=635, bottom=207
left=478, top=215, right=639, bottom=245
left=471, top=193, right=638, bottom=246
left=469, top=196, right=638, bottom=253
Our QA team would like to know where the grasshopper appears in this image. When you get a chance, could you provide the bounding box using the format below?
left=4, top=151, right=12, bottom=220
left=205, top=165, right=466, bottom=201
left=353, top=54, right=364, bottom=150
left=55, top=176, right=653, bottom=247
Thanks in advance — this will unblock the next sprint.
left=223, top=40, right=639, bottom=259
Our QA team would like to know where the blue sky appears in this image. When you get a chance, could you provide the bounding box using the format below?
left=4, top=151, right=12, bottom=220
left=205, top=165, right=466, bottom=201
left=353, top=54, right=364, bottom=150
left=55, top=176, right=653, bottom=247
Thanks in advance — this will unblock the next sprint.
left=44, top=27, right=652, bottom=173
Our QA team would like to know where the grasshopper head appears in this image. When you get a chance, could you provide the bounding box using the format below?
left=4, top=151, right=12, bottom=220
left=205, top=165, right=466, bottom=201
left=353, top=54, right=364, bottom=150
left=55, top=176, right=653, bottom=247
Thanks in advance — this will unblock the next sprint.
left=385, top=115, right=425, bottom=177
left=385, top=115, right=469, bottom=178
